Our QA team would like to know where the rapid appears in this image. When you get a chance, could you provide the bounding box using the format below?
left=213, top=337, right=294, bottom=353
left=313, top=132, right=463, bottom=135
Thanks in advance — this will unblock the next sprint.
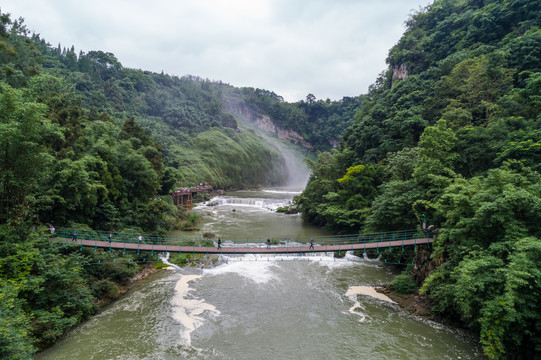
left=37, top=188, right=482, bottom=359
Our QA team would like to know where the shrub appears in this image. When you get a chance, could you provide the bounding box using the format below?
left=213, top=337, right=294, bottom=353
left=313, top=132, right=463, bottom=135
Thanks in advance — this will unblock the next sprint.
left=391, top=273, right=417, bottom=294
left=201, top=239, right=213, bottom=247
left=93, top=280, right=119, bottom=299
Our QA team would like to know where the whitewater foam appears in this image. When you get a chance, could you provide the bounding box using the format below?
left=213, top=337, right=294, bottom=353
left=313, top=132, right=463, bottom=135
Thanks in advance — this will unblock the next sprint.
left=203, top=252, right=365, bottom=279
left=261, top=189, right=302, bottom=195
left=204, top=255, right=278, bottom=284
left=159, top=252, right=182, bottom=270
left=344, top=286, right=394, bottom=323
left=171, top=275, right=220, bottom=345
left=206, top=196, right=289, bottom=211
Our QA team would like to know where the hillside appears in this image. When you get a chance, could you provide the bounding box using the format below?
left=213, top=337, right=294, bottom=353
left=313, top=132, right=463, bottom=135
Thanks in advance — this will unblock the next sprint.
left=0, top=8, right=361, bottom=230
left=2, top=0, right=540, bottom=358
left=294, top=0, right=540, bottom=358
left=0, top=8, right=360, bottom=357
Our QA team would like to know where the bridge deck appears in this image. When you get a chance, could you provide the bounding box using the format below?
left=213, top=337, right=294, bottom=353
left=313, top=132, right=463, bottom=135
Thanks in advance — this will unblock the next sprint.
left=53, top=237, right=433, bottom=254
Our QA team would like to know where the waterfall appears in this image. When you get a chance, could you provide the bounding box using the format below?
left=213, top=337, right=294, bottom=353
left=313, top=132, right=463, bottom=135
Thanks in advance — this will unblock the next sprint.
left=206, top=196, right=290, bottom=210
left=159, top=252, right=182, bottom=270
left=363, top=253, right=381, bottom=261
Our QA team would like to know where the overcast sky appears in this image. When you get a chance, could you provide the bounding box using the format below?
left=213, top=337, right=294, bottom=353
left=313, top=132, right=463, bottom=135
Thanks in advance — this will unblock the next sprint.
left=3, top=0, right=432, bottom=102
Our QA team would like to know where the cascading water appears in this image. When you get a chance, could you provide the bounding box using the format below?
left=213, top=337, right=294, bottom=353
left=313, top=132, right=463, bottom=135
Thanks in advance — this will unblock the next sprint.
left=159, top=252, right=182, bottom=270
left=206, top=196, right=290, bottom=211
left=224, top=99, right=312, bottom=189
left=363, top=252, right=382, bottom=261
left=37, top=189, right=482, bottom=360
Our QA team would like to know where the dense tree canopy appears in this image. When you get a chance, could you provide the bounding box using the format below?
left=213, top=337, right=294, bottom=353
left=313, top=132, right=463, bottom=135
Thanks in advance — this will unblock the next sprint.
left=1, top=0, right=540, bottom=358
left=0, top=9, right=332, bottom=357
left=295, top=1, right=541, bottom=358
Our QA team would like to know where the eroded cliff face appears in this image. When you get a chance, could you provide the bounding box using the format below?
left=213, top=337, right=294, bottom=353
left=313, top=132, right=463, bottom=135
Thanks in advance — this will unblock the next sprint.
left=392, top=63, right=408, bottom=86
left=229, top=103, right=314, bottom=150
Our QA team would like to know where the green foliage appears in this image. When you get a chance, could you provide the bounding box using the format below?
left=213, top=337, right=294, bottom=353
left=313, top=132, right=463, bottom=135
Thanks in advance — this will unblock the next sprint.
left=0, top=82, right=60, bottom=224
left=421, top=236, right=541, bottom=359
left=179, top=212, right=200, bottom=231
left=170, top=253, right=202, bottom=267
left=0, top=10, right=311, bottom=238
left=295, top=151, right=348, bottom=228
left=0, top=222, right=151, bottom=354
left=391, top=269, right=417, bottom=295
left=0, top=2, right=539, bottom=358
left=365, top=180, right=425, bottom=232
left=420, top=164, right=541, bottom=358
left=172, top=127, right=286, bottom=189
left=91, top=279, right=119, bottom=300
left=295, top=1, right=541, bottom=358
left=436, top=54, right=514, bottom=125
left=435, top=164, right=541, bottom=249
left=225, top=87, right=361, bottom=152
left=0, top=283, right=35, bottom=359
left=201, top=239, right=213, bottom=247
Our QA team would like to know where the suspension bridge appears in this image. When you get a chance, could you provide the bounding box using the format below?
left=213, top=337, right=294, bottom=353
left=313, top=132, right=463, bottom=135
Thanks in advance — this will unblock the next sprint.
left=50, top=228, right=433, bottom=256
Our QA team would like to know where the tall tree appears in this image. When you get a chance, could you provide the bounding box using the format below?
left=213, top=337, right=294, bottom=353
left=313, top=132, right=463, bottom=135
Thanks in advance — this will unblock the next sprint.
left=0, top=83, right=60, bottom=223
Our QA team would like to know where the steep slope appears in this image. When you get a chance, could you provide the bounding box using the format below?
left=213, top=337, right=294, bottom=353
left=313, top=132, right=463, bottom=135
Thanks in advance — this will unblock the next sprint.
left=295, top=1, right=541, bottom=358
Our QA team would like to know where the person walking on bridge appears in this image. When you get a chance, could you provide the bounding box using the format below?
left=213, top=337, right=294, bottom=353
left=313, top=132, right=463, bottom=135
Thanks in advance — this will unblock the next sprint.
left=72, top=231, right=77, bottom=242
left=309, top=238, right=314, bottom=249
left=217, top=237, right=222, bottom=249
left=267, top=238, right=271, bottom=248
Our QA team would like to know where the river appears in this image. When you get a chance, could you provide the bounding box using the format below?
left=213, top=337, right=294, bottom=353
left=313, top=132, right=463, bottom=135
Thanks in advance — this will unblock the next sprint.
left=37, top=188, right=482, bottom=359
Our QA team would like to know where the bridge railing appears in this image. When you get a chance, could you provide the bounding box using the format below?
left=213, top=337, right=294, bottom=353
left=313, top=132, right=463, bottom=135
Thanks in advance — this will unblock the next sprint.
left=299, top=229, right=430, bottom=248
left=53, top=228, right=431, bottom=248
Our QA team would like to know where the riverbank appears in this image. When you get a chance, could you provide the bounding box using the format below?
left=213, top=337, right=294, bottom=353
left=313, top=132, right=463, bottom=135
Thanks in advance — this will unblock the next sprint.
left=94, top=263, right=159, bottom=307
left=97, top=254, right=223, bottom=309
left=36, top=256, right=482, bottom=359
left=376, top=285, right=432, bottom=318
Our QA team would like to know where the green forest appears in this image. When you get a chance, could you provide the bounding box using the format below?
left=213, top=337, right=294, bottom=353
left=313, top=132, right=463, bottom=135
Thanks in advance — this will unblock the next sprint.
left=0, top=6, right=358, bottom=358
left=294, top=0, right=541, bottom=359
left=1, top=0, right=540, bottom=358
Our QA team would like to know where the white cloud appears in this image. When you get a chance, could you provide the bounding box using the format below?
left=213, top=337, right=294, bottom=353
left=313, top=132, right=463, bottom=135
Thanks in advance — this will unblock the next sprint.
left=2, top=0, right=432, bottom=102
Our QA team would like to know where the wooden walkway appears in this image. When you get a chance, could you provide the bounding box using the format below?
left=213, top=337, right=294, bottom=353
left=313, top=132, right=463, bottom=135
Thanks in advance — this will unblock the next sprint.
left=53, top=237, right=433, bottom=254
